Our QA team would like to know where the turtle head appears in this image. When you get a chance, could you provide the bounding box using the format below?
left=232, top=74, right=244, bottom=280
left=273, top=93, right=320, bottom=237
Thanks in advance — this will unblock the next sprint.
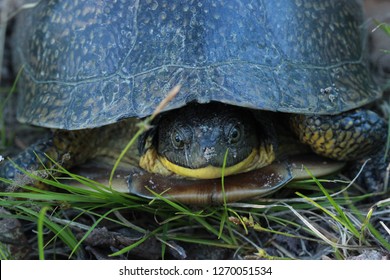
left=139, top=103, right=276, bottom=179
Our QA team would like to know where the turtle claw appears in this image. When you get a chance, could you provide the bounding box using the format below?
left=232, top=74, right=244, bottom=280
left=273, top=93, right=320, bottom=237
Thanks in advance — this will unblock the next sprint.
left=344, top=149, right=389, bottom=193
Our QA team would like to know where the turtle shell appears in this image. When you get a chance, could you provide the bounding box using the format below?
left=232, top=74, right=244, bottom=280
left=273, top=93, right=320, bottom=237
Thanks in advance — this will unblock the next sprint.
left=12, top=0, right=380, bottom=130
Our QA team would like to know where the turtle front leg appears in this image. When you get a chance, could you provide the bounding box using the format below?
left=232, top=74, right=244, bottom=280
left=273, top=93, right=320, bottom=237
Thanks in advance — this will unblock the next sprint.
left=289, top=109, right=387, bottom=191
left=1, top=137, right=56, bottom=189
left=0, top=130, right=97, bottom=191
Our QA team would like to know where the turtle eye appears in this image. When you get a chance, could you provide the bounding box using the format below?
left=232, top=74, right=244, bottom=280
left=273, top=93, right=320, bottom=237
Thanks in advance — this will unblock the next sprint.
left=225, top=123, right=242, bottom=144
left=171, top=126, right=191, bottom=149
left=172, top=131, right=185, bottom=149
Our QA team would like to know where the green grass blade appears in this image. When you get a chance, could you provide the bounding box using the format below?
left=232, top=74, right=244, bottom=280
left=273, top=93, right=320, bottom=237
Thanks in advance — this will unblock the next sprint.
left=218, top=149, right=229, bottom=239
left=300, top=167, right=360, bottom=238
left=37, top=206, right=50, bottom=260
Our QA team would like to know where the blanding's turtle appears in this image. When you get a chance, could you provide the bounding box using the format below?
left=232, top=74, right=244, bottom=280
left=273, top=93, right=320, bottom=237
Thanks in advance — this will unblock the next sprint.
left=0, top=0, right=387, bottom=204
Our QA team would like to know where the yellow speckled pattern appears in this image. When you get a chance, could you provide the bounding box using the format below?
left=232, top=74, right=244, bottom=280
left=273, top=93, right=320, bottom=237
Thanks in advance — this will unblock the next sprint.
left=290, top=109, right=386, bottom=161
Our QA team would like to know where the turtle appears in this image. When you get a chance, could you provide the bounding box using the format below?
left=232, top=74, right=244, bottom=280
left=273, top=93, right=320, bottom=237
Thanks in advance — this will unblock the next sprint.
left=0, top=0, right=387, bottom=204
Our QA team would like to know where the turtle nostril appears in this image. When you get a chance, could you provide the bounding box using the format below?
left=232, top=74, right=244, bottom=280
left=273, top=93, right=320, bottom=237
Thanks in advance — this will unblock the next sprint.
left=203, top=147, right=217, bottom=162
